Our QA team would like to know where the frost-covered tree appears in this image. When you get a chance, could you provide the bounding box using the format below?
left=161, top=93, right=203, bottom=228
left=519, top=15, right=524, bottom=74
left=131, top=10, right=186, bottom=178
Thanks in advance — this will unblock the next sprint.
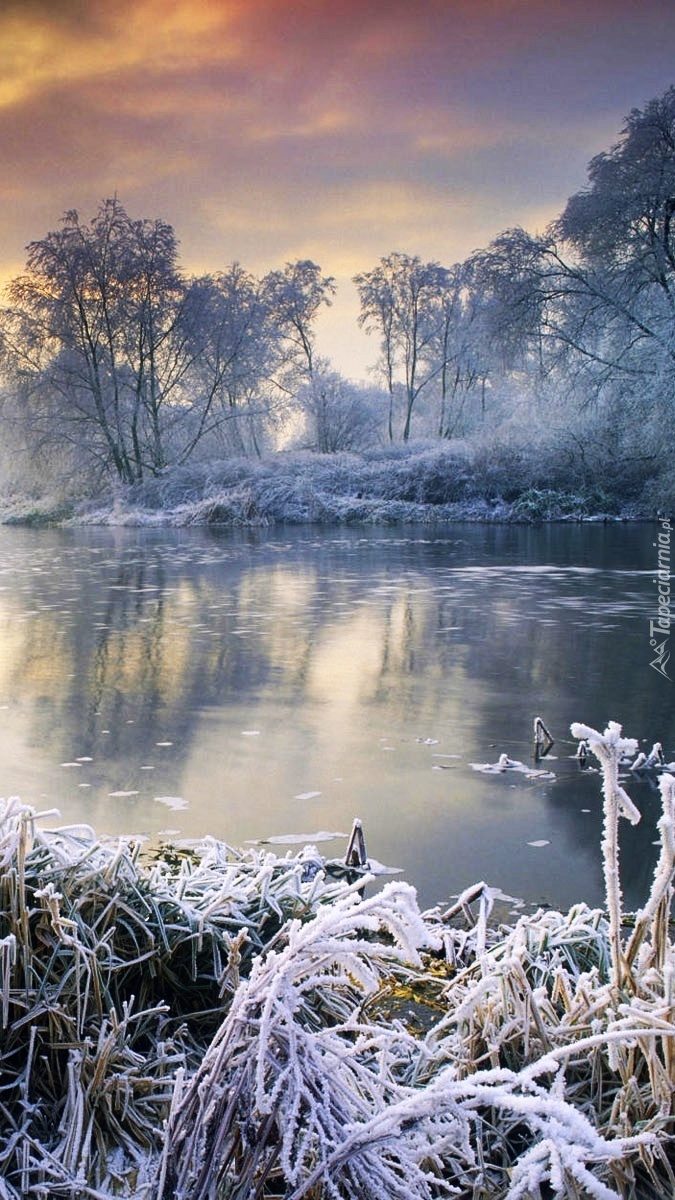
left=423, top=262, right=494, bottom=438
left=354, top=252, right=450, bottom=442
left=464, top=229, right=549, bottom=374
left=466, top=87, right=675, bottom=432
left=551, top=86, right=675, bottom=424
left=262, top=259, right=335, bottom=388
left=0, top=199, right=201, bottom=484
left=186, top=264, right=281, bottom=458
left=0, top=209, right=340, bottom=485
left=297, top=363, right=384, bottom=452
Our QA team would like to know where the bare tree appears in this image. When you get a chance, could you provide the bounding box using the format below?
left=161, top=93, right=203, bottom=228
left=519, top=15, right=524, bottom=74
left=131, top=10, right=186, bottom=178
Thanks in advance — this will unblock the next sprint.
left=186, top=264, right=281, bottom=458
left=0, top=199, right=199, bottom=483
left=263, top=259, right=336, bottom=387
left=354, top=253, right=449, bottom=441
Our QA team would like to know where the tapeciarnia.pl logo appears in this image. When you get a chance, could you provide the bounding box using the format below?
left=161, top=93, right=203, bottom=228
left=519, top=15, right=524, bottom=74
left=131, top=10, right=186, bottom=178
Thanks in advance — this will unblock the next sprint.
left=650, top=516, right=672, bottom=680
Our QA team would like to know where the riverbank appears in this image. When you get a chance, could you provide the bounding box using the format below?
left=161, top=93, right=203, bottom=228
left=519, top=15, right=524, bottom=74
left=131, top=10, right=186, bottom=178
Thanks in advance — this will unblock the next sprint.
left=0, top=445, right=653, bottom=527
left=0, top=722, right=673, bottom=1198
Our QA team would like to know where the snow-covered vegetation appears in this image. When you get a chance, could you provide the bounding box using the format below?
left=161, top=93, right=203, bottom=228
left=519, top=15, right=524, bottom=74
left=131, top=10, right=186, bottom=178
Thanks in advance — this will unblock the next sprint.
left=1, top=87, right=675, bottom=520
left=1, top=720, right=675, bottom=1198
left=0, top=442, right=648, bottom=528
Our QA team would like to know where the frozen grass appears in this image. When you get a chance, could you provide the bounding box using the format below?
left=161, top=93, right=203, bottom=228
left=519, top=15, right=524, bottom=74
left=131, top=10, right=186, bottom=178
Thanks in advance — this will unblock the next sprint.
left=55, top=444, right=642, bottom=528
left=0, top=721, right=674, bottom=1197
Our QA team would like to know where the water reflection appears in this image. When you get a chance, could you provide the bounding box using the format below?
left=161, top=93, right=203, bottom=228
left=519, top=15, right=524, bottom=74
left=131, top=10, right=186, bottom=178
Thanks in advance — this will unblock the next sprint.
left=0, top=523, right=670, bottom=912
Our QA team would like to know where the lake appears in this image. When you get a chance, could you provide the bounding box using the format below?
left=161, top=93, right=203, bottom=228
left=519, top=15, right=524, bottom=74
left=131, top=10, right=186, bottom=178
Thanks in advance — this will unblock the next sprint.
left=0, top=521, right=669, bottom=912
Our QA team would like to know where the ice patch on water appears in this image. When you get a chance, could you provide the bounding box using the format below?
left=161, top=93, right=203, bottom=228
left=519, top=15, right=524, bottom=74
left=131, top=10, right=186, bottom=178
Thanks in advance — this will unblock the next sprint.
left=154, top=796, right=188, bottom=810
left=470, top=754, right=555, bottom=781
left=251, top=830, right=347, bottom=846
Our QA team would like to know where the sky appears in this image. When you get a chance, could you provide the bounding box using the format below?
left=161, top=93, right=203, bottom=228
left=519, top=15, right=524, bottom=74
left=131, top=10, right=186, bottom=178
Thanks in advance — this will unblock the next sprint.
left=1, top=0, right=675, bottom=379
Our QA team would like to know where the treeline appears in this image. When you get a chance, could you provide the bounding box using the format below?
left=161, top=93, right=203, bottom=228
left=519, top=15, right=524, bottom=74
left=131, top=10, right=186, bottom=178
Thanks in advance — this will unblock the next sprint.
left=1, top=85, right=675, bottom=509
left=352, top=84, right=675, bottom=508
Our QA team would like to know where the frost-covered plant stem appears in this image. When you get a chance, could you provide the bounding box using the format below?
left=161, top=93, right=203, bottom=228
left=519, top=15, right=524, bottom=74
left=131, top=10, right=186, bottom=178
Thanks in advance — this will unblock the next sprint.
left=625, top=772, right=675, bottom=973
left=570, top=722, right=640, bottom=992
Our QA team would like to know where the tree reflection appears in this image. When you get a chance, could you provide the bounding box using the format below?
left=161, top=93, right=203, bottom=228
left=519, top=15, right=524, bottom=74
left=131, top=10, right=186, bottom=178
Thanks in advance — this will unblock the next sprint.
left=0, top=523, right=668, bottom=911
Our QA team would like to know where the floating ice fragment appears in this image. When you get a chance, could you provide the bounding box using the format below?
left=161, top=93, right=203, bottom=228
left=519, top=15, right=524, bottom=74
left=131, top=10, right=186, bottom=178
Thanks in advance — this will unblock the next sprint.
left=360, top=857, right=402, bottom=876
left=294, top=791, right=322, bottom=801
left=60, top=762, right=81, bottom=768
left=108, top=790, right=139, bottom=797
left=527, top=839, right=551, bottom=848
left=154, top=796, right=188, bottom=810
left=156, top=741, right=173, bottom=747
left=253, top=830, right=347, bottom=846
left=417, top=737, right=439, bottom=745
left=470, top=754, right=555, bottom=780
left=469, top=755, right=523, bottom=774
left=76, top=756, right=93, bottom=762
left=241, top=730, right=261, bottom=736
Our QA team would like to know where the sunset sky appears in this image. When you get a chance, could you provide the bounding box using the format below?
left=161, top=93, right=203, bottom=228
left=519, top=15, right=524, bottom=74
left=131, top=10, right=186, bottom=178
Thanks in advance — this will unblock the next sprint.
left=2, top=0, right=674, bottom=378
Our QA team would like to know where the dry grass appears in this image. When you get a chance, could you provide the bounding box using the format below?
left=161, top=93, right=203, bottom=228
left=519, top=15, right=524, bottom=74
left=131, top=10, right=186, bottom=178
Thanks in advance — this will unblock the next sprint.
left=0, top=720, right=673, bottom=1197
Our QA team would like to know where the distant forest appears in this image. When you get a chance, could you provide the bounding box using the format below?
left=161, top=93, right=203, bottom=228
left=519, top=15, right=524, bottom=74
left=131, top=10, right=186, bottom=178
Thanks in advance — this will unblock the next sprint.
left=1, top=85, right=675, bottom=521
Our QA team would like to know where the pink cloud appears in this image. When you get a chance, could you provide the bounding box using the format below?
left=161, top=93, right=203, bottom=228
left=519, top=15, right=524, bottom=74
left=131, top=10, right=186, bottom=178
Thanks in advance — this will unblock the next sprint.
left=1, top=0, right=674, bottom=376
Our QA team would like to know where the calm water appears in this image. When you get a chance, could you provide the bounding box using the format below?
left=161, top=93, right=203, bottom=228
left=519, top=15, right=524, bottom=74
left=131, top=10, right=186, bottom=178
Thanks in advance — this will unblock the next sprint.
left=0, top=522, right=669, bottom=912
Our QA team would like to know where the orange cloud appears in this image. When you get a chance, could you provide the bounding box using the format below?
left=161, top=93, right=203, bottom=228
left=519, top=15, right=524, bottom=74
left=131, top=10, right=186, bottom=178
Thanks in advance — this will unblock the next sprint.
left=1, top=0, right=674, bottom=379
left=0, top=0, right=243, bottom=110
